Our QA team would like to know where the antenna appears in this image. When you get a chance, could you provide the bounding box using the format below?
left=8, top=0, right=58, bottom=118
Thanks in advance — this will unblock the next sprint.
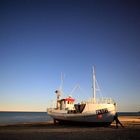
left=58, top=73, right=65, bottom=98
left=59, top=72, right=64, bottom=91
left=93, top=65, right=96, bottom=103
left=55, top=73, right=65, bottom=109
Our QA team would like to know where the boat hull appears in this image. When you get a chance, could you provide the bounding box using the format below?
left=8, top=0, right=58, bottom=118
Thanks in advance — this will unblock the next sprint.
left=48, top=111, right=115, bottom=126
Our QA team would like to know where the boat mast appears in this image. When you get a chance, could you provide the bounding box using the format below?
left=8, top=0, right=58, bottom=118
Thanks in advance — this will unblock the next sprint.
left=93, top=66, right=96, bottom=103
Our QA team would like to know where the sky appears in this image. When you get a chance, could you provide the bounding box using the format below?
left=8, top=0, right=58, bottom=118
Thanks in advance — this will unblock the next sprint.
left=0, top=0, right=140, bottom=112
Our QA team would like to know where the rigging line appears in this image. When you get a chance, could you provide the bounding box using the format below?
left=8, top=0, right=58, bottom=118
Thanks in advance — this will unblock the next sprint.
left=70, top=84, right=80, bottom=95
left=95, top=79, right=103, bottom=98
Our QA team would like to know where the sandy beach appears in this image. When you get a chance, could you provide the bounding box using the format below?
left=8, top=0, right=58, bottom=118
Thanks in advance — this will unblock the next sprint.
left=0, top=116, right=140, bottom=140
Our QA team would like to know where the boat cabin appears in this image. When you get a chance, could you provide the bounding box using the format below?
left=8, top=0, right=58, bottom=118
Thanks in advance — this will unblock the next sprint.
left=57, top=96, right=75, bottom=110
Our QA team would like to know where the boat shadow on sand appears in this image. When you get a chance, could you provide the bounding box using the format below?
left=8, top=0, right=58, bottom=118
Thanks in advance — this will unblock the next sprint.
left=0, top=121, right=116, bottom=129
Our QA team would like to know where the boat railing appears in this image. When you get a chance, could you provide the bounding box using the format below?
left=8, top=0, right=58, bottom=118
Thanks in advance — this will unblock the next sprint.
left=47, top=107, right=59, bottom=112
left=47, top=107, right=68, bottom=114
left=47, top=108, right=53, bottom=113
left=85, top=97, right=115, bottom=104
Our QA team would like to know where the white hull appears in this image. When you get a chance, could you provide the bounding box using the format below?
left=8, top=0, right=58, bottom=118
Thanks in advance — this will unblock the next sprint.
left=48, top=112, right=114, bottom=123
left=48, top=104, right=116, bottom=125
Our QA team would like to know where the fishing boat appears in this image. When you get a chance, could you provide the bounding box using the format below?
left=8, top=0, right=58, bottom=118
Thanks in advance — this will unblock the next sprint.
left=47, top=66, right=116, bottom=126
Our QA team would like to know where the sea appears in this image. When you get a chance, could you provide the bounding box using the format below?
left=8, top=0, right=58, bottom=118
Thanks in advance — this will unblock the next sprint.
left=0, top=112, right=53, bottom=125
left=0, top=112, right=139, bottom=125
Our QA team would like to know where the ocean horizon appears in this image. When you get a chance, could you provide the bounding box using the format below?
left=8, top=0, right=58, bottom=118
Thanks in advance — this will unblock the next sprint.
left=0, top=111, right=139, bottom=125
left=0, top=111, right=52, bottom=125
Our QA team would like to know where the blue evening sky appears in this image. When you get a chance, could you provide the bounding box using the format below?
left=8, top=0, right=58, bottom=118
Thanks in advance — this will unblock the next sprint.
left=0, top=0, right=140, bottom=112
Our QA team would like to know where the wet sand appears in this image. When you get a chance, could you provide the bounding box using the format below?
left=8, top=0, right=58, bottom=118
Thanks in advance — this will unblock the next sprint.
left=0, top=116, right=140, bottom=140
